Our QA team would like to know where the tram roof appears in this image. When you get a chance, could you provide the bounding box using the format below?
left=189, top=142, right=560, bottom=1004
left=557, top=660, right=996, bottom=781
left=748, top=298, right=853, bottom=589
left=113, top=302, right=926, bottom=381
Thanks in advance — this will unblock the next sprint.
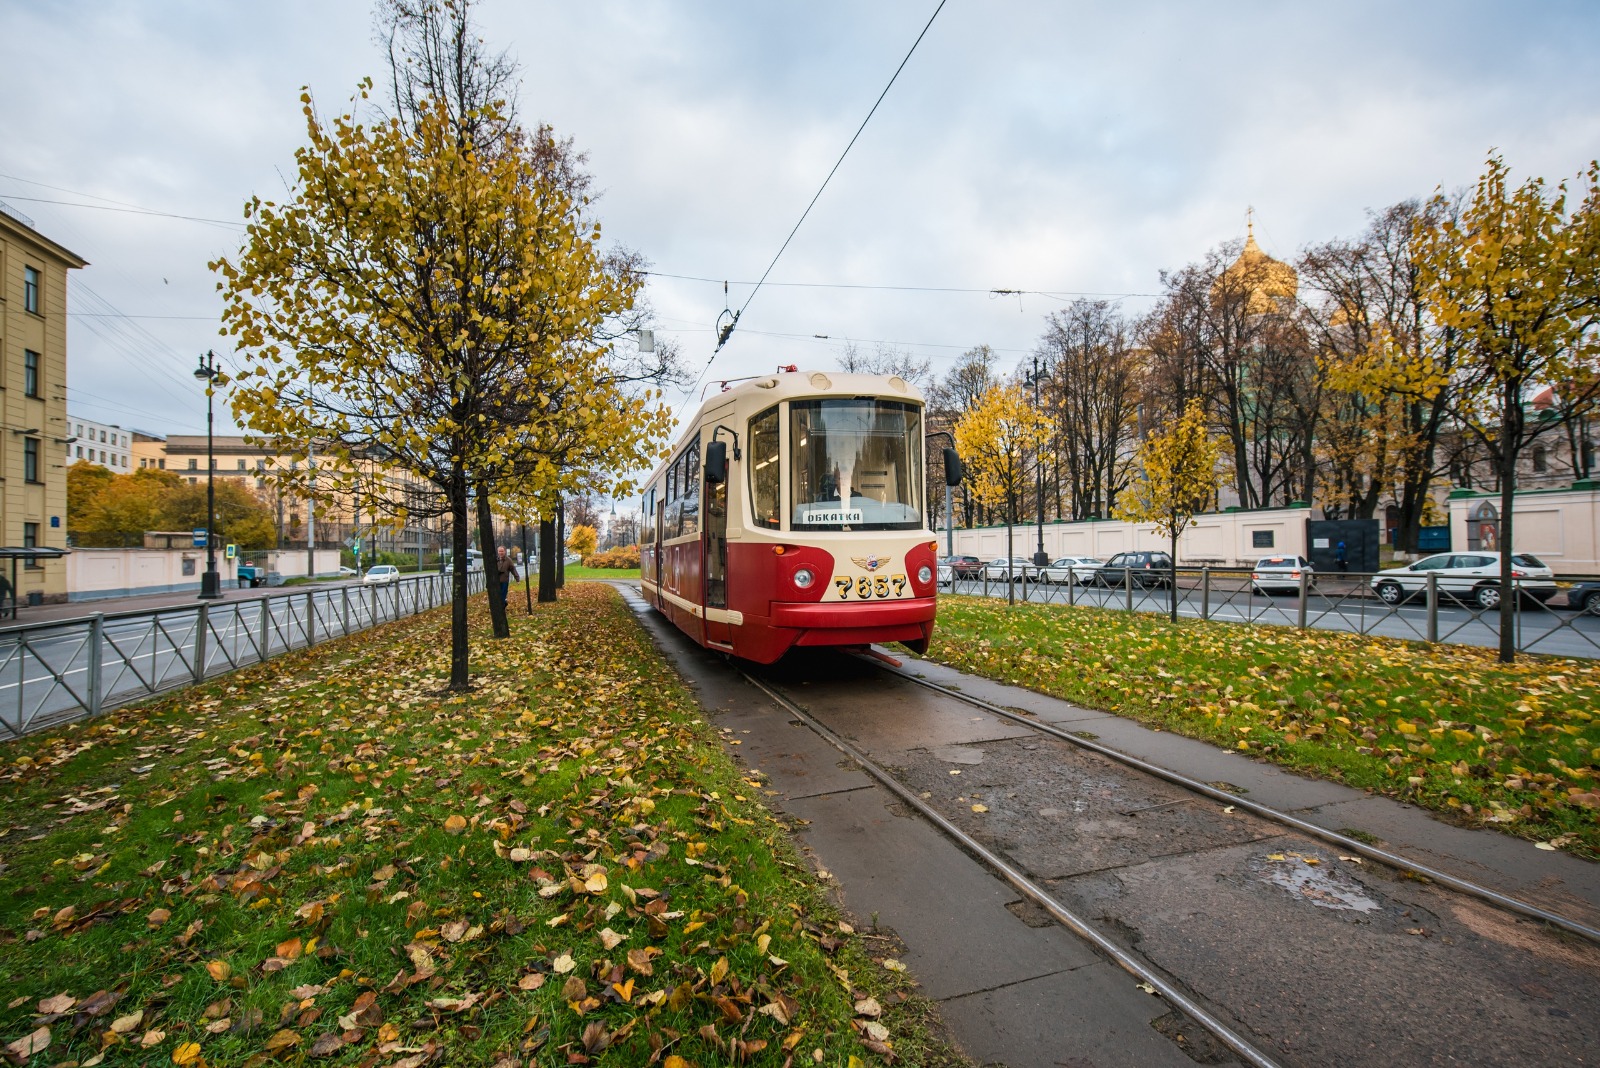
left=694, top=369, right=925, bottom=416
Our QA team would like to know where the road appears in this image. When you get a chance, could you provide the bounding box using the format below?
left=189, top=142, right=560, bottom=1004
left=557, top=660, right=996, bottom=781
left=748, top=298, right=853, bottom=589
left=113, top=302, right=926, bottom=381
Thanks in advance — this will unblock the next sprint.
left=944, top=572, right=1600, bottom=659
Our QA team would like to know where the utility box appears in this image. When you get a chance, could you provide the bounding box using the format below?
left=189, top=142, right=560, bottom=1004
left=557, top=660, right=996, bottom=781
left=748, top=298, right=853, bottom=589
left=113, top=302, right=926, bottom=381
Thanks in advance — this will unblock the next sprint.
left=1305, top=519, right=1380, bottom=573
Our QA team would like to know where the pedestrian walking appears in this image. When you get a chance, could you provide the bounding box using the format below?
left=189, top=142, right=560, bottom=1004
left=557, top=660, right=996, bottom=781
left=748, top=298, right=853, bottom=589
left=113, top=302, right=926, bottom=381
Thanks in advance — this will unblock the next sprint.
left=1335, top=540, right=1349, bottom=573
left=496, top=546, right=518, bottom=604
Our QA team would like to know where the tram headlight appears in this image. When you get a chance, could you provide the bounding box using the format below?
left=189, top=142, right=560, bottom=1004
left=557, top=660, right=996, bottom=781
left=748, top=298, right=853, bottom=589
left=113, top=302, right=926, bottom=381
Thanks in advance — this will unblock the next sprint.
left=793, top=567, right=816, bottom=589
left=917, top=565, right=933, bottom=585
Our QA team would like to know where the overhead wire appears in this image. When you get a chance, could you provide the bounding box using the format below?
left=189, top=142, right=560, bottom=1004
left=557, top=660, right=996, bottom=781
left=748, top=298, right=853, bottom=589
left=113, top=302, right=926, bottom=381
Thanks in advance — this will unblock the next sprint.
left=684, top=0, right=949, bottom=399
left=647, top=269, right=1158, bottom=300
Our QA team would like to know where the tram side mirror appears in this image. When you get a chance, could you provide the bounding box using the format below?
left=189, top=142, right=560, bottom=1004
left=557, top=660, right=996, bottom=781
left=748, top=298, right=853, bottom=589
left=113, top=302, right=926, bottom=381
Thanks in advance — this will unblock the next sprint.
left=942, top=447, right=965, bottom=486
left=704, top=440, right=728, bottom=485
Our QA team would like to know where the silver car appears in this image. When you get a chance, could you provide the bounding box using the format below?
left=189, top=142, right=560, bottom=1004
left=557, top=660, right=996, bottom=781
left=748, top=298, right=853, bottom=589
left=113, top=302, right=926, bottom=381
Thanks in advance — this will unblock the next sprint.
left=1039, top=556, right=1104, bottom=585
left=983, top=557, right=1039, bottom=582
left=1371, top=551, right=1556, bottom=609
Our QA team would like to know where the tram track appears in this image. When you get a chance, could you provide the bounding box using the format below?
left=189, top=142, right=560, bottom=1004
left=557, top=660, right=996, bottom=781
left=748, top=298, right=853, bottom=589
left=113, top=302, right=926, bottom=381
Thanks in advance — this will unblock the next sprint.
left=738, top=668, right=1286, bottom=1068
left=863, top=653, right=1600, bottom=948
left=734, top=650, right=1600, bottom=1068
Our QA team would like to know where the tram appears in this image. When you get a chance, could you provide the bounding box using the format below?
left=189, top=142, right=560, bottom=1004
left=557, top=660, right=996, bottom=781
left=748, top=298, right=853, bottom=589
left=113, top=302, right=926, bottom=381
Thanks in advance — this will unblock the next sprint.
left=641, top=368, right=961, bottom=664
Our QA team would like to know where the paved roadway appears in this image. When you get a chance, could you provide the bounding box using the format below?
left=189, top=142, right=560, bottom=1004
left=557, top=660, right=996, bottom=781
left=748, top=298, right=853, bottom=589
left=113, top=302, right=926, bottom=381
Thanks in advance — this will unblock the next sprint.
left=944, top=573, right=1600, bottom=659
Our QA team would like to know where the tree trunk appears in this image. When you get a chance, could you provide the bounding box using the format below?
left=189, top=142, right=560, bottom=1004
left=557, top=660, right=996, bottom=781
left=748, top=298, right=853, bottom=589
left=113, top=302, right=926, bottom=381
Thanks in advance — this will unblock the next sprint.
left=538, top=516, right=558, bottom=603
left=476, top=485, right=509, bottom=639
left=556, top=500, right=566, bottom=589
left=1169, top=524, right=1179, bottom=623
left=448, top=458, right=471, bottom=690
left=1496, top=380, right=1522, bottom=663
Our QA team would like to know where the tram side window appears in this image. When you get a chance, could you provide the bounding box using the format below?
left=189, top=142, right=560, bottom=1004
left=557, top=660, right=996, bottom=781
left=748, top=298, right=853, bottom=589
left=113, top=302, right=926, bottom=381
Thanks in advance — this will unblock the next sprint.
left=749, top=406, right=780, bottom=529
left=680, top=443, right=701, bottom=538
left=666, top=462, right=680, bottom=538
left=642, top=489, right=655, bottom=543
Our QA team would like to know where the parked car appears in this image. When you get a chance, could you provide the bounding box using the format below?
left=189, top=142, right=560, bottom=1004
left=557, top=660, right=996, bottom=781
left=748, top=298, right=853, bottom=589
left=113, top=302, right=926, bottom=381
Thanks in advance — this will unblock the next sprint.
left=1565, top=581, right=1600, bottom=615
left=1038, top=556, right=1104, bottom=585
left=363, top=564, right=401, bottom=586
left=1370, top=552, right=1557, bottom=609
left=940, top=554, right=984, bottom=578
left=1094, top=551, right=1174, bottom=589
left=237, top=563, right=267, bottom=588
left=937, top=562, right=954, bottom=587
left=983, top=557, right=1040, bottom=582
left=1251, top=555, right=1315, bottom=595
left=338, top=565, right=359, bottom=578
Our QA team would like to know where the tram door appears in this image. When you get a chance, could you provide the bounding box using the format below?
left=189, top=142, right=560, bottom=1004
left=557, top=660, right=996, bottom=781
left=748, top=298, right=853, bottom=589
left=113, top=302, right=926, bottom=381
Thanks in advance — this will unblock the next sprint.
left=653, top=494, right=665, bottom=610
left=704, top=454, right=731, bottom=646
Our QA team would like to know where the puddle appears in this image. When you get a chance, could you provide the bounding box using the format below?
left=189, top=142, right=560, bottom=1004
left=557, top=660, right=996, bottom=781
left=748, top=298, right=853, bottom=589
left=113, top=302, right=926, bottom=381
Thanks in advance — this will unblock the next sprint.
left=1253, top=852, right=1381, bottom=913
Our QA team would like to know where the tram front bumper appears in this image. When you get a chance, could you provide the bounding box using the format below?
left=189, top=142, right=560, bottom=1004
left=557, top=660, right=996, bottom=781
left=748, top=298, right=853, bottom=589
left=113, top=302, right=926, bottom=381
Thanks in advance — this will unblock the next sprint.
left=770, top=597, right=936, bottom=648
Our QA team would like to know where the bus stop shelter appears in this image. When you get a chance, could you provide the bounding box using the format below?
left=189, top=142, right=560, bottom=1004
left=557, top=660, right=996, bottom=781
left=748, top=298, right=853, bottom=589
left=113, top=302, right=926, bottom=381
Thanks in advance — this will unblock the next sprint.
left=0, top=547, right=70, bottom=618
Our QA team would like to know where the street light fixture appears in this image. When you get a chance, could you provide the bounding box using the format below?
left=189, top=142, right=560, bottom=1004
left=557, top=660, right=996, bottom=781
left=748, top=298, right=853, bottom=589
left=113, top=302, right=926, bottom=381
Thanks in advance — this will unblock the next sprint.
left=194, top=350, right=223, bottom=599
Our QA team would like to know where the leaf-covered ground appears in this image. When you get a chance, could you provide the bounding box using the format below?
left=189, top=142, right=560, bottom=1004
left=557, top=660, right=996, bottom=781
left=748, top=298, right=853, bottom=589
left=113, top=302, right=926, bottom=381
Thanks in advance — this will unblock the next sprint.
left=0, top=585, right=964, bottom=1067
left=924, top=596, right=1600, bottom=858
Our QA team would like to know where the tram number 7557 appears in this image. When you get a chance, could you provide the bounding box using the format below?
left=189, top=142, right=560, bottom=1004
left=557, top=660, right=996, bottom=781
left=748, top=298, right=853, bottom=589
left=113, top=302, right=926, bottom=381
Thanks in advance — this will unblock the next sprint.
left=834, top=574, right=908, bottom=599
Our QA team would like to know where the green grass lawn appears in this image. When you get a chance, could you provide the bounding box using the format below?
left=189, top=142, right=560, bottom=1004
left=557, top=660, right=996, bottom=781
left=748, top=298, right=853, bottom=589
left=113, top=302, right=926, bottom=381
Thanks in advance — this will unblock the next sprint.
left=922, top=595, right=1600, bottom=858
left=0, top=586, right=958, bottom=1067
left=563, top=566, right=641, bottom=581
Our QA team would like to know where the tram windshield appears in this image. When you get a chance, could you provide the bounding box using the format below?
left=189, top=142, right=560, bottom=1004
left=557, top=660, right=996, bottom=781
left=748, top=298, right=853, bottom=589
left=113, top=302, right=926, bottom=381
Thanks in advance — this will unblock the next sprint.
left=790, top=399, right=923, bottom=530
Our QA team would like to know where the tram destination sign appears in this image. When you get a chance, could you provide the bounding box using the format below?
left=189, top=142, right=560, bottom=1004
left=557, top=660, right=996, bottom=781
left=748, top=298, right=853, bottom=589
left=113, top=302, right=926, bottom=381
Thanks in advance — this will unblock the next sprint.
left=797, top=506, right=864, bottom=525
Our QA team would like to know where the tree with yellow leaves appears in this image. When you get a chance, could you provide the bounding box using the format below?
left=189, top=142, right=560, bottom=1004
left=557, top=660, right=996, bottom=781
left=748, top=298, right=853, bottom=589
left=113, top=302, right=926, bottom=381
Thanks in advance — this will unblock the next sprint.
left=953, top=384, right=1049, bottom=603
left=1410, top=153, right=1600, bottom=662
left=566, top=523, right=599, bottom=560
left=1118, top=400, right=1223, bottom=620
left=212, top=79, right=670, bottom=686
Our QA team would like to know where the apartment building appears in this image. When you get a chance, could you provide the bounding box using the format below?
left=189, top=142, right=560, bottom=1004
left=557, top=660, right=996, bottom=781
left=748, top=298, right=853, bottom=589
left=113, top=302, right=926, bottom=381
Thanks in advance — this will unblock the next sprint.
left=65, top=414, right=134, bottom=472
left=0, top=204, right=86, bottom=603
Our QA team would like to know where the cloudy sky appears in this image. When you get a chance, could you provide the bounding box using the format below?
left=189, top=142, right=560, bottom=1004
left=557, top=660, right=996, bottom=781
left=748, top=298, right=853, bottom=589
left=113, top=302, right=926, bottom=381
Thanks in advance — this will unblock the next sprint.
left=4, top=0, right=1598, bottom=449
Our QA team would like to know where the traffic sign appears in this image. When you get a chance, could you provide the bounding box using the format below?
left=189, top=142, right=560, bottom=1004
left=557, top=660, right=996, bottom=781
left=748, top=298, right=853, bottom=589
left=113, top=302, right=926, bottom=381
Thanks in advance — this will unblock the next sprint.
left=192, top=528, right=208, bottom=548
left=225, top=544, right=237, bottom=560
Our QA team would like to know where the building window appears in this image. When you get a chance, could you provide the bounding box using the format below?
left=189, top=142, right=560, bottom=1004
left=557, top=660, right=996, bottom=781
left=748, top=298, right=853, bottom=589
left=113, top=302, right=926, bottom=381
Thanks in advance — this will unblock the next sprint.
left=159, top=459, right=165, bottom=470
left=100, top=429, right=107, bottom=442
left=1532, top=446, right=1548, bottom=473
left=23, top=266, right=40, bottom=314
left=23, top=523, right=40, bottom=568
left=23, top=350, right=40, bottom=397
left=189, top=477, right=197, bottom=485
left=237, top=459, right=246, bottom=471
left=76, top=446, right=83, bottom=459
left=24, top=437, right=40, bottom=483
left=188, top=458, right=198, bottom=471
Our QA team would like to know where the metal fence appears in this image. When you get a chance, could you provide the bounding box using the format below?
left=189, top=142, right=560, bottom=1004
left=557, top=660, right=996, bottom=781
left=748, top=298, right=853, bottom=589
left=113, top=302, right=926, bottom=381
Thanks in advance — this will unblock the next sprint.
left=0, top=572, right=485, bottom=738
left=944, top=566, right=1600, bottom=659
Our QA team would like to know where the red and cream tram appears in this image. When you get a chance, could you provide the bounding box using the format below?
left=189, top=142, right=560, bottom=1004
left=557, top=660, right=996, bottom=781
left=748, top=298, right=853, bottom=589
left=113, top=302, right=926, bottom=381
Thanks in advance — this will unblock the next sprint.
left=641, top=369, right=956, bottom=664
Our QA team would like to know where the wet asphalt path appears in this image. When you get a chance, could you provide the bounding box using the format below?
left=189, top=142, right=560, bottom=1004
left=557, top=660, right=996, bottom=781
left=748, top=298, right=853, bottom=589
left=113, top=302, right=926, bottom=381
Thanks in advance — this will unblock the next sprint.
left=614, top=584, right=1600, bottom=1068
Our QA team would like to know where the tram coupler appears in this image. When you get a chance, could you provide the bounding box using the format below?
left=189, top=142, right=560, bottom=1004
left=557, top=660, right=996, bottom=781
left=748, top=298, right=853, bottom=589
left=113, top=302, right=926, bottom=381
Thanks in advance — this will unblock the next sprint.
left=850, top=645, right=903, bottom=669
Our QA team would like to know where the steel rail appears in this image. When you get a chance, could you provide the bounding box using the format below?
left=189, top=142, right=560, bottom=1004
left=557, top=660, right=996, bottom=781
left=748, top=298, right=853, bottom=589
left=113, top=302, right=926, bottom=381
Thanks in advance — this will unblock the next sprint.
left=870, top=656, right=1600, bottom=946
left=739, top=670, right=1289, bottom=1068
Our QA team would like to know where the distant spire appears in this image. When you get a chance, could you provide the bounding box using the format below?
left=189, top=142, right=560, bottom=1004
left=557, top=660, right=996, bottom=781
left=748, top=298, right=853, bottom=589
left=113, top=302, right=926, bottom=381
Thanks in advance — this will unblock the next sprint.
left=1246, top=205, right=1255, bottom=240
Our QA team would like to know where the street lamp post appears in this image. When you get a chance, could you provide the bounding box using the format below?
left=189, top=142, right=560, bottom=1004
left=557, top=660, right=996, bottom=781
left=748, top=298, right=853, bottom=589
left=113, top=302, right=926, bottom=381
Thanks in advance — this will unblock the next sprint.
left=1028, top=355, right=1049, bottom=567
left=194, top=351, right=223, bottom=599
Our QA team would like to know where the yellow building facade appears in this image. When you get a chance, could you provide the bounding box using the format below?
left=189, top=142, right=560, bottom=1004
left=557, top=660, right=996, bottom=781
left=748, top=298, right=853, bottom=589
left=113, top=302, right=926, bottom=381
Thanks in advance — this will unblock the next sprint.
left=1, top=206, right=86, bottom=604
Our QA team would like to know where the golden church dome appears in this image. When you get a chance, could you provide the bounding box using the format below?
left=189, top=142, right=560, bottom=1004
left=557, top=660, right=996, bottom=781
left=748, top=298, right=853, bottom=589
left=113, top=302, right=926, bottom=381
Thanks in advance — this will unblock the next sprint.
left=1214, top=220, right=1297, bottom=315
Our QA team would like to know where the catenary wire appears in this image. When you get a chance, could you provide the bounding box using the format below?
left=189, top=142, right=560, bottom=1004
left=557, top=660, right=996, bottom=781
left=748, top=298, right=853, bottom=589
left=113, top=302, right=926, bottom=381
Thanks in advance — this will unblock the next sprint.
left=685, top=0, right=949, bottom=399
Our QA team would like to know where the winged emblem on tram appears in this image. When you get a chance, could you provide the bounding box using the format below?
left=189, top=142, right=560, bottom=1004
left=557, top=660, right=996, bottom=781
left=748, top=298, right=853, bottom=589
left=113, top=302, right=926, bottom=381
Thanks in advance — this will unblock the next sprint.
left=851, top=555, right=889, bottom=572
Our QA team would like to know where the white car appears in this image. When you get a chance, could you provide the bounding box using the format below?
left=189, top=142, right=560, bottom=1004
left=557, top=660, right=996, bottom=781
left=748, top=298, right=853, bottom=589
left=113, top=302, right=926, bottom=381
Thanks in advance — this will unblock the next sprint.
left=937, top=563, right=953, bottom=588
left=1039, top=556, right=1104, bottom=585
left=1252, top=555, right=1314, bottom=594
left=363, top=564, right=400, bottom=585
left=983, top=557, right=1039, bottom=582
left=1370, top=551, right=1557, bottom=609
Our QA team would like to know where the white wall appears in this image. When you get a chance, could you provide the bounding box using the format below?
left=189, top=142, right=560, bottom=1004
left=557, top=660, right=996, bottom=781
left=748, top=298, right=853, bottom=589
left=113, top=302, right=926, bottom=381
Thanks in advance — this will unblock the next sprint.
left=951, top=506, right=1311, bottom=567
left=67, top=548, right=238, bottom=601
left=1449, top=488, right=1600, bottom=575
